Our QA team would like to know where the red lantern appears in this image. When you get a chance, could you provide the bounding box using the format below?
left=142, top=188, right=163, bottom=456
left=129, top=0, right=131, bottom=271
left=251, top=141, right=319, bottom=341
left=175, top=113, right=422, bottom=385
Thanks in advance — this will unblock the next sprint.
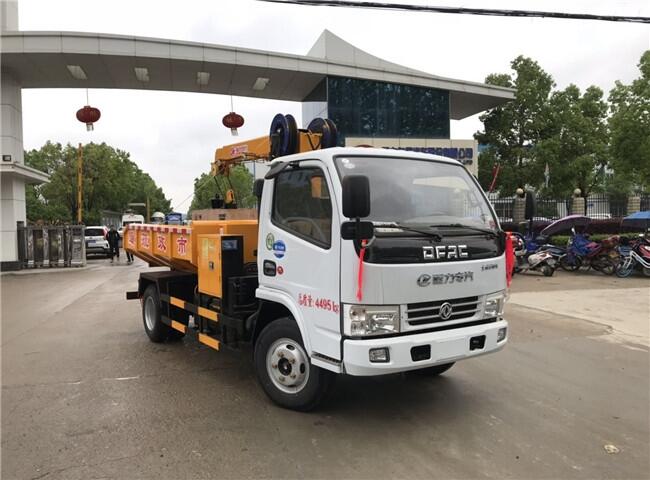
left=222, top=111, right=244, bottom=136
left=76, top=105, right=101, bottom=131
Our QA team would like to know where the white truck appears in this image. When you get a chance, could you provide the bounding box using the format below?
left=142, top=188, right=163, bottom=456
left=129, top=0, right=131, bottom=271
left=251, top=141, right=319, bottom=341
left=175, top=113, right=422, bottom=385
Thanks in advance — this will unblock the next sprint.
left=125, top=120, right=508, bottom=411
left=119, top=212, right=145, bottom=237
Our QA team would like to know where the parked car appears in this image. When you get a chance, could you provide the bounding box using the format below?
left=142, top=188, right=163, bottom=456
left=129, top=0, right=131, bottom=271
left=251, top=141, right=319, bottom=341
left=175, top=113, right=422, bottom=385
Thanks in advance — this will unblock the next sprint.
left=588, top=213, right=612, bottom=220
left=84, top=226, right=110, bottom=257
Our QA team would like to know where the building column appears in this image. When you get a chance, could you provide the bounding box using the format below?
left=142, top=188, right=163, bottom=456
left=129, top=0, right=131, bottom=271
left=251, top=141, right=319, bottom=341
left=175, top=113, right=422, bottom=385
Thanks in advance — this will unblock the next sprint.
left=627, top=195, right=641, bottom=215
left=1, top=70, right=26, bottom=269
left=1, top=0, right=19, bottom=32
left=512, top=189, right=526, bottom=224
left=571, top=189, right=586, bottom=216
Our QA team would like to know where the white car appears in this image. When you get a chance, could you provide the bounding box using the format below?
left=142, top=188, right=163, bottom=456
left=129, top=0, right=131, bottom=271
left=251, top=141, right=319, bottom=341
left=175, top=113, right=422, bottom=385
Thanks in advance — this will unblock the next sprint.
left=84, top=226, right=110, bottom=257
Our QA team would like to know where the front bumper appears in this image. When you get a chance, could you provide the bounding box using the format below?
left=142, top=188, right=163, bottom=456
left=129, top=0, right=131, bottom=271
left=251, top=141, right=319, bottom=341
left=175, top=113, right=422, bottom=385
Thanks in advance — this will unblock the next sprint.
left=86, top=242, right=110, bottom=253
left=342, top=319, right=507, bottom=376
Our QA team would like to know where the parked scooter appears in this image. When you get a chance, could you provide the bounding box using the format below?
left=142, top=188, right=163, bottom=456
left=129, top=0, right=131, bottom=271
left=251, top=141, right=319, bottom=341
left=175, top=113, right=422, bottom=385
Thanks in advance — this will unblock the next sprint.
left=616, top=211, right=650, bottom=277
left=616, top=235, right=650, bottom=278
left=559, top=230, right=618, bottom=275
left=512, top=232, right=556, bottom=276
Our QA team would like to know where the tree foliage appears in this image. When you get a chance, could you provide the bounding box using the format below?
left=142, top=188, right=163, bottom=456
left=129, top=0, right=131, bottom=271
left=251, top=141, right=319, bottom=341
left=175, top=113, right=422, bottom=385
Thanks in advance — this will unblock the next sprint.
left=608, top=50, right=650, bottom=191
left=477, top=55, right=617, bottom=198
left=476, top=56, right=555, bottom=194
left=188, top=165, right=255, bottom=213
left=535, top=85, right=609, bottom=197
left=25, top=141, right=171, bottom=224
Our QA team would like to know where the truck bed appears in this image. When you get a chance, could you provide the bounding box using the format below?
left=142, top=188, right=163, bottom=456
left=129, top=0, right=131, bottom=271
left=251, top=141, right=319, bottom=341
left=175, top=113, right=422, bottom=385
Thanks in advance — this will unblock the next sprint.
left=123, top=220, right=259, bottom=272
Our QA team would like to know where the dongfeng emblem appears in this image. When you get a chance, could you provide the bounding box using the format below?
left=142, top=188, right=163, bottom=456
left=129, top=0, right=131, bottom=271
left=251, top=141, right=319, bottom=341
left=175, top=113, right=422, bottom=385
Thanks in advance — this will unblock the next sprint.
left=439, top=302, right=453, bottom=320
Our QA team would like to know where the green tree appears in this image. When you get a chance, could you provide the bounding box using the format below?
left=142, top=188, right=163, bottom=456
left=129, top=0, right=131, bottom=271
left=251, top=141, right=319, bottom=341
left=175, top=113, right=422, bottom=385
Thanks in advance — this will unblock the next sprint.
left=535, top=85, right=610, bottom=197
left=188, top=165, right=255, bottom=214
left=476, top=56, right=555, bottom=195
left=25, top=141, right=171, bottom=224
left=608, top=50, right=650, bottom=191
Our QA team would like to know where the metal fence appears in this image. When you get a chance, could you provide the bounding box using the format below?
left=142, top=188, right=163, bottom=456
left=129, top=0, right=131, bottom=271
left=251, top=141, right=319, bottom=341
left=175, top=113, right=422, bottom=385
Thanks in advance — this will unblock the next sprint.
left=487, top=192, right=646, bottom=223
left=641, top=194, right=650, bottom=212
left=17, top=224, right=86, bottom=268
left=486, top=193, right=514, bottom=222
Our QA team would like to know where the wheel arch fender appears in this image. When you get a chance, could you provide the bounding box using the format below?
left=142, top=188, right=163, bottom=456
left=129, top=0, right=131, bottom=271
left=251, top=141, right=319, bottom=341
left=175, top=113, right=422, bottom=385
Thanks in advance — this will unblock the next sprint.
left=251, top=289, right=311, bottom=353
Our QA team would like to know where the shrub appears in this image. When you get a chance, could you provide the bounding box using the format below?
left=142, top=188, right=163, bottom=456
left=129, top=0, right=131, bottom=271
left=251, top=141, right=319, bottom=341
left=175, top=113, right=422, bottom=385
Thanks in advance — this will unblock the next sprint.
left=588, top=219, right=626, bottom=234
left=548, top=232, right=640, bottom=247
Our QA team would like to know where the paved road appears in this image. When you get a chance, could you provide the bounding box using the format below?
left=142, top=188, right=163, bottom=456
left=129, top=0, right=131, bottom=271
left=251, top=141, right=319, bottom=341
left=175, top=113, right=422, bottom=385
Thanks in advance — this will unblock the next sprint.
left=2, top=260, right=648, bottom=479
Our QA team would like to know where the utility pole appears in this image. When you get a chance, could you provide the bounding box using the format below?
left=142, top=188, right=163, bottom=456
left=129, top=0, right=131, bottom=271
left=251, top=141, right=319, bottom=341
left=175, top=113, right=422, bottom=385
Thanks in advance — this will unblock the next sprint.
left=146, top=196, right=150, bottom=223
left=77, top=143, right=83, bottom=224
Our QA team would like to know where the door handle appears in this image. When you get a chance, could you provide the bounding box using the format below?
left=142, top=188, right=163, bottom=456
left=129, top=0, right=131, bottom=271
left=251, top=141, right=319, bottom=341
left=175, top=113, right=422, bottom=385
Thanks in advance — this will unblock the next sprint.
left=263, top=260, right=276, bottom=276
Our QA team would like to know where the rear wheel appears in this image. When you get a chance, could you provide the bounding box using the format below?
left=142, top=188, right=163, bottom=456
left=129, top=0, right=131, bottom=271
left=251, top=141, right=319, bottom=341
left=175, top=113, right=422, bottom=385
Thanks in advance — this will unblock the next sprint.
left=541, top=265, right=554, bottom=277
left=559, top=255, right=580, bottom=272
left=411, top=362, right=455, bottom=376
left=254, top=317, right=334, bottom=411
left=142, top=285, right=172, bottom=343
left=643, top=267, right=650, bottom=277
left=594, top=256, right=615, bottom=275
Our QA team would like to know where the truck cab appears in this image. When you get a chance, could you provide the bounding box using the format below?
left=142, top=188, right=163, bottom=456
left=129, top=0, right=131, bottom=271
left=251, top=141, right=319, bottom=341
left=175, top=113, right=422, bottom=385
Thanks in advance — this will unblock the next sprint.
left=126, top=143, right=508, bottom=411
left=256, top=148, right=507, bottom=379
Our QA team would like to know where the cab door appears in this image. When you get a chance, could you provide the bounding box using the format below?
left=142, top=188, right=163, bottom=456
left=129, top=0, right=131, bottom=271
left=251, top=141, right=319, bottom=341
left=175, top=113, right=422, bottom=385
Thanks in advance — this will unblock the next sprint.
left=258, top=161, right=341, bottom=361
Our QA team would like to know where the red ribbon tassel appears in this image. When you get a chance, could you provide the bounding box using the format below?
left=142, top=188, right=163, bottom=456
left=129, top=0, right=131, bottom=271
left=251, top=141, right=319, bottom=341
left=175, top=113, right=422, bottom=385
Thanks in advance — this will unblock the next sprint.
left=356, top=239, right=367, bottom=301
left=505, top=232, right=515, bottom=287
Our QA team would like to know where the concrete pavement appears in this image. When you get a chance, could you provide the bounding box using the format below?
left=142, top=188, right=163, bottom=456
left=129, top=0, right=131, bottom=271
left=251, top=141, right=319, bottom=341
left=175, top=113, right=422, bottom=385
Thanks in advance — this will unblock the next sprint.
left=1, top=260, right=648, bottom=479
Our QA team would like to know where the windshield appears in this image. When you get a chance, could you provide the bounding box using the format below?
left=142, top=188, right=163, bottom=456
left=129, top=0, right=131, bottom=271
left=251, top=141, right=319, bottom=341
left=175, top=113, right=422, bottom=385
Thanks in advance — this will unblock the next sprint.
left=335, top=156, right=498, bottom=231
left=85, top=228, right=105, bottom=237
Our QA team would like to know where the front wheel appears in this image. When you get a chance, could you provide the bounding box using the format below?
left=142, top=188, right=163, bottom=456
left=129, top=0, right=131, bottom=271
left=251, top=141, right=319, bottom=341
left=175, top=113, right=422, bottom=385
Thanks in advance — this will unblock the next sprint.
left=615, top=259, right=635, bottom=278
left=254, top=317, right=334, bottom=411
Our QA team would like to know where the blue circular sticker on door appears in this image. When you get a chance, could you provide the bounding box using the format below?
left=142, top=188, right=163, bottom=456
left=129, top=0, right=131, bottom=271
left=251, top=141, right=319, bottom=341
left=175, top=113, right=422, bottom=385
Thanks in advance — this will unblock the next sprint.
left=272, top=240, right=286, bottom=259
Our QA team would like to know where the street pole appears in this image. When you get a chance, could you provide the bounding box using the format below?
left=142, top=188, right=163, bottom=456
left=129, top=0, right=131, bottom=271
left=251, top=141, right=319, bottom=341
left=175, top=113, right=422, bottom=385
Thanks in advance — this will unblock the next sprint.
left=77, top=143, right=83, bottom=224
left=146, top=196, right=150, bottom=223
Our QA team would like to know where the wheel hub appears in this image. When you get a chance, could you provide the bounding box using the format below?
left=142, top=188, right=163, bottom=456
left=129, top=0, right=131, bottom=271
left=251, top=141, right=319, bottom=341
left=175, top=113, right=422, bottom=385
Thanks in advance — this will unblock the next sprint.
left=266, top=338, right=309, bottom=394
left=144, top=296, right=156, bottom=331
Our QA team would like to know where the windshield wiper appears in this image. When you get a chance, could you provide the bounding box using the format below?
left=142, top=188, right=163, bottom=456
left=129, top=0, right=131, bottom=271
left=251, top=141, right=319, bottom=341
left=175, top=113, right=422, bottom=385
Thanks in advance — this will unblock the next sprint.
left=429, top=223, right=498, bottom=237
left=373, top=222, right=443, bottom=241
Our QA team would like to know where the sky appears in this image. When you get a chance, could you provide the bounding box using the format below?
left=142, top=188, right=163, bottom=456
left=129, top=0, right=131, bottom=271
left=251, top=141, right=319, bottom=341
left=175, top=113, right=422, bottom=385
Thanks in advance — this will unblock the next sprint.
left=15, top=0, right=650, bottom=210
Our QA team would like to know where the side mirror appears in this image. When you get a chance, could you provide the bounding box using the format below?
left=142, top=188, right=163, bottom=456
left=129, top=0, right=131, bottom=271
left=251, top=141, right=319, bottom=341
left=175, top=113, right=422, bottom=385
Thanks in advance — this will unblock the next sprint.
left=341, top=221, right=374, bottom=240
left=524, top=190, right=537, bottom=220
left=253, top=179, right=264, bottom=199
left=342, top=175, right=370, bottom=219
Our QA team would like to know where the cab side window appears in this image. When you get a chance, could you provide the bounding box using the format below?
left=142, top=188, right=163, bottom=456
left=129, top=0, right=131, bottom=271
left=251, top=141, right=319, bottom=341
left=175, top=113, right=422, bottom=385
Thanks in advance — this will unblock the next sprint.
left=272, top=167, right=332, bottom=248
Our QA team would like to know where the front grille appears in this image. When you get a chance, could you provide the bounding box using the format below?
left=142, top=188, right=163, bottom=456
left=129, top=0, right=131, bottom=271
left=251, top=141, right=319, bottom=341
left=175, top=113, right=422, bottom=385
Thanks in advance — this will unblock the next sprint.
left=406, top=296, right=479, bottom=326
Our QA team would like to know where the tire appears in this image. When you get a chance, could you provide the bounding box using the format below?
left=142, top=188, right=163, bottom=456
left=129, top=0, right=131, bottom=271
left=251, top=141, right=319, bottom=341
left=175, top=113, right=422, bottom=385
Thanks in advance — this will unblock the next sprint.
left=643, top=267, right=650, bottom=278
left=596, top=257, right=615, bottom=275
left=142, top=285, right=172, bottom=343
left=559, top=254, right=580, bottom=272
left=541, top=265, right=554, bottom=277
left=411, top=362, right=455, bottom=376
left=615, top=260, right=634, bottom=278
left=254, top=317, right=335, bottom=411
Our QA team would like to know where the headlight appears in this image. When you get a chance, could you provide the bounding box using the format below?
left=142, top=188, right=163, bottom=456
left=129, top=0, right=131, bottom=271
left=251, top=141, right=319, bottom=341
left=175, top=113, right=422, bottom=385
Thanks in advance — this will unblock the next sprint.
left=484, top=291, right=505, bottom=318
left=343, top=304, right=400, bottom=337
